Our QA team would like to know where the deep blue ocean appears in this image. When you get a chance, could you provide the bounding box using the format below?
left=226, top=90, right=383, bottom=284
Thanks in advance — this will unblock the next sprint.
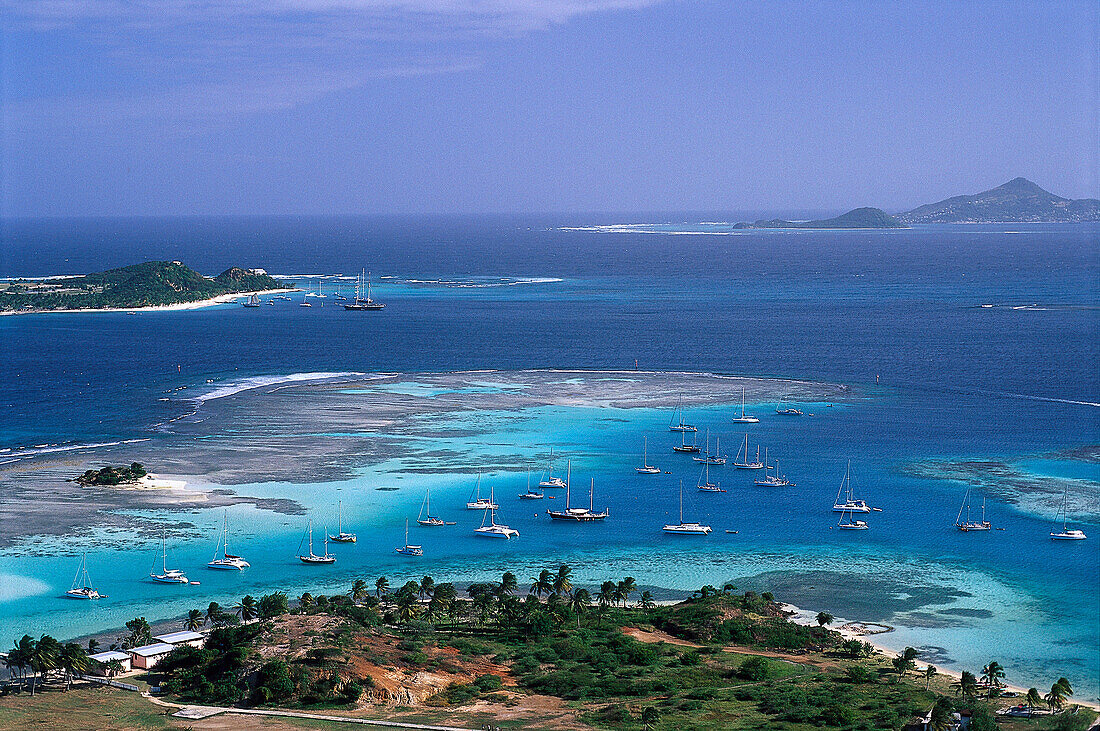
left=0, top=217, right=1097, bottom=696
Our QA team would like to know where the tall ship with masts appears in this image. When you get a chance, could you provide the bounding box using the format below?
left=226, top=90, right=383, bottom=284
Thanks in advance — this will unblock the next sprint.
left=344, top=270, right=385, bottom=310
left=954, top=488, right=992, bottom=532
left=66, top=554, right=105, bottom=599
left=668, top=395, right=697, bottom=432
left=663, top=480, right=712, bottom=534
left=207, top=511, right=250, bottom=569
left=547, top=472, right=609, bottom=521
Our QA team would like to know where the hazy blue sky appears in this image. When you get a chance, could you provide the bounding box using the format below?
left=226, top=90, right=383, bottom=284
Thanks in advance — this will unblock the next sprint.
left=2, top=0, right=1096, bottom=216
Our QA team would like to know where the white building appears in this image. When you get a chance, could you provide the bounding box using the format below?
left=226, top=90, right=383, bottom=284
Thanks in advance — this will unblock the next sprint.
left=154, top=630, right=206, bottom=649
left=89, top=650, right=132, bottom=675
left=128, top=642, right=176, bottom=669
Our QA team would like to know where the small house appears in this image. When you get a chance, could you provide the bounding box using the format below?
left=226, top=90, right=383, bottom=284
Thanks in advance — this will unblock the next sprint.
left=89, top=650, right=132, bottom=675
left=128, top=642, right=176, bottom=669
left=154, top=630, right=206, bottom=649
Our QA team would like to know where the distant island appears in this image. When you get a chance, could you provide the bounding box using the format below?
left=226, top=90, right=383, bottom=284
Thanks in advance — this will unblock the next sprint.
left=734, top=207, right=903, bottom=229
left=897, top=177, right=1100, bottom=224
left=0, top=261, right=288, bottom=313
left=75, top=463, right=147, bottom=486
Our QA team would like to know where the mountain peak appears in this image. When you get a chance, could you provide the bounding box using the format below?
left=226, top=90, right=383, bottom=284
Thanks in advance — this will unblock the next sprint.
left=997, top=177, right=1049, bottom=195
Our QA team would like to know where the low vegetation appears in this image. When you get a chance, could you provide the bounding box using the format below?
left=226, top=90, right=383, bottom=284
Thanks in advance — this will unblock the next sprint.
left=75, top=462, right=147, bottom=486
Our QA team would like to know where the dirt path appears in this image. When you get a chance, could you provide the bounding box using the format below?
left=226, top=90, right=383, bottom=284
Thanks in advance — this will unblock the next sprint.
left=621, top=626, right=846, bottom=672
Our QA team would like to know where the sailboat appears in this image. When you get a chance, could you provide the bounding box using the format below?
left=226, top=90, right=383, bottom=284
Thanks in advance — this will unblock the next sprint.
left=242, top=294, right=261, bottom=308
left=733, top=434, right=764, bottom=469
left=66, top=554, right=105, bottom=599
left=329, top=501, right=357, bottom=542
left=474, top=486, right=519, bottom=538
left=417, top=488, right=446, bottom=525
left=297, top=519, right=336, bottom=564
left=636, top=437, right=661, bottom=474
left=538, top=449, right=568, bottom=488
left=954, top=488, right=992, bottom=532
left=466, top=472, right=498, bottom=510
left=837, top=507, right=869, bottom=531
left=395, top=518, right=424, bottom=555
left=344, top=270, right=385, bottom=310
left=776, top=398, right=804, bottom=416
left=519, top=471, right=544, bottom=499
left=673, top=429, right=701, bottom=453
left=547, top=475, right=609, bottom=521
left=150, top=532, right=189, bottom=583
left=730, top=386, right=759, bottom=423
left=669, top=395, right=698, bottom=432
left=664, top=480, right=712, bottom=534
left=832, top=460, right=871, bottom=512
left=1050, top=485, right=1087, bottom=540
left=207, top=511, right=250, bottom=569
left=694, top=434, right=726, bottom=465
left=754, top=449, right=795, bottom=486
left=696, top=459, right=724, bottom=492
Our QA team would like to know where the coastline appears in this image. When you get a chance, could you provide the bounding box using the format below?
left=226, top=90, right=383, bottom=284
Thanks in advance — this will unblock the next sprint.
left=0, top=288, right=298, bottom=316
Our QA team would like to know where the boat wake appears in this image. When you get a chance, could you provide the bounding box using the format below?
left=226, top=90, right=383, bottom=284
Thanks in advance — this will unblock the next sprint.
left=0, top=438, right=151, bottom=465
left=188, top=372, right=367, bottom=402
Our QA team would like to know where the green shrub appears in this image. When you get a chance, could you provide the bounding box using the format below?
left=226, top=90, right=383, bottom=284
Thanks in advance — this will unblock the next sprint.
left=738, top=656, right=771, bottom=681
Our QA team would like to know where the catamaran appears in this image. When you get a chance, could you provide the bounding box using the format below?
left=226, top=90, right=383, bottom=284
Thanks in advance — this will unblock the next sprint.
left=733, top=434, right=764, bottom=469
left=730, top=386, right=759, bottom=423
left=636, top=437, right=661, bottom=474
left=776, top=398, right=804, bottom=416
left=519, top=471, right=544, bottom=499
left=1050, top=485, right=1087, bottom=540
left=207, top=510, right=250, bottom=569
left=832, top=460, right=871, bottom=513
left=329, top=501, right=357, bottom=542
left=150, top=532, right=189, bottom=583
left=416, top=488, right=446, bottom=525
left=664, top=480, right=712, bottom=534
left=66, top=553, right=105, bottom=599
left=955, top=488, right=992, bottom=532
left=548, top=476, right=609, bottom=521
left=538, top=449, right=568, bottom=488
left=837, top=507, right=869, bottom=531
left=673, top=429, right=701, bottom=453
left=395, top=518, right=424, bottom=555
left=668, top=395, right=697, bottom=433
left=753, top=449, right=794, bottom=487
left=344, top=269, right=386, bottom=310
left=696, top=459, right=724, bottom=492
left=466, top=472, right=498, bottom=510
left=297, top=519, right=336, bottom=564
left=474, top=486, right=519, bottom=538
left=242, top=294, right=261, bottom=308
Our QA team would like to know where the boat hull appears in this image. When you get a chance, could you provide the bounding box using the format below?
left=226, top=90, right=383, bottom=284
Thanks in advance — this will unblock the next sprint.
left=663, top=525, right=712, bottom=534
left=395, top=546, right=424, bottom=555
left=547, top=511, right=608, bottom=521
left=730, top=417, right=759, bottom=423
left=1050, top=531, right=1087, bottom=540
left=474, top=527, right=518, bottom=538
left=298, top=556, right=336, bottom=564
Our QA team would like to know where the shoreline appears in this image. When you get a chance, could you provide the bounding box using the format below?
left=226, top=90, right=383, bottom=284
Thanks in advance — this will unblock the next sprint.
left=0, top=288, right=298, bottom=316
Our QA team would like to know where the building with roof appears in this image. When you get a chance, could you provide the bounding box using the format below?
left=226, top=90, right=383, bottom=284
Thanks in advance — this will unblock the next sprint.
left=88, top=650, right=132, bottom=675
left=154, top=630, right=206, bottom=649
left=127, top=642, right=176, bottom=669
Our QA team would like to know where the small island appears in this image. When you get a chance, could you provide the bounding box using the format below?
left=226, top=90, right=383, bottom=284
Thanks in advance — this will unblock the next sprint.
left=75, top=463, right=148, bottom=486
left=734, top=207, right=904, bottom=229
left=0, top=261, right=289, bottom=313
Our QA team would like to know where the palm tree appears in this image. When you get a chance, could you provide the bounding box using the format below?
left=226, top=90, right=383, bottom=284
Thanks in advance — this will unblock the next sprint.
left=815, top=611, right=834, bottom=627
left=1025, top=687, right=1043, bottom=719
left=569, top=588, right=591, bottom=628
left=500, top=572, right=518, bottom=596
left=419, top=576, right=436, bottom=600
left=551, top=565, right=573, bottom=597
left=58, top=643, right=89, bottom=690
left=1055, top=677, right=1073, bottom=698
left=29, top=635, right=61, bottom=695
left=954, top=670, right=979, bottom=698
left=891, top=655, right=912, bottom=682
left=86, top=639, right=100, bottom=654
left=924, top=665, right=937, bottom=689
left=349, top=579, right=369, bottom=603
left=105, top=659, right=124, bottom=679
left=185, top=609, right=204, bottom=632
left=394, top=589, right=419, bottom=624
left=928, top=699, right=955, bottom=731
left=1045, top=682, right=1068, bottom=713
left=530, top=569, right=553, bottom=599
left=299, top=592, right=314, bottom=609
left=619, top=576, right=637, bottom=606
left=638, top=590, right=655, bottom=610
left=206, top=601, right=223, bottom=626
left=5, top=637, right=29, bottom=688
left=981, top=661, right=1005, bottom=696
left=375, top=576, right=390, bottom=599
left=235, top=595, right=259, bottom=622
left=641, top=706, right=660, bottom=730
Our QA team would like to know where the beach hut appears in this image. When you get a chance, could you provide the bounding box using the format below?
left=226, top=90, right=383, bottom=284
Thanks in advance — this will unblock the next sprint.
left=89, top=650, right=132, bottom=675
left=154, top=630, right=206, bottom=649
left=127, top=642, right=175, bottom=669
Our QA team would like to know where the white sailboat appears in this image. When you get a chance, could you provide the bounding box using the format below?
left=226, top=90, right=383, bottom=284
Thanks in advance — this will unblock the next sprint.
left=519, top=471, right=544, bottom=499
left=207, top=510, right=250, bottom=570
left=344, top=270, right=385, bottom=310
left=776, top=398, right=804, bottom=416
left=329, top=501, right=357, bottom=543
left=66, top=553, right=105, bottom=599
left=673, top=428, right=701, bottom=453
left=753, top=449, right=795, bottom=486
left=297, top=519, right=336, bottom=564
left=474, top=486, right=519, bottom=538
left=466, top=472, right=499, bottom=510
left=694, top=434, right=726, bottom=465
left=1050, top=485, right=1087, bottom=540
left=636, top=437, right=661, bottom=474
left=150, top=532, right=189, bottom=583
left=417, top=488, right=446, bottom=525
left=664, top=480, right=712, bottom=534
left=954, top=488, right=992, bottom=532
left=538, top=449, right=568, bottom=488
left=733, top=434, right=764, bottom=469
left=696, top=458, right=724, bottom=492
left=547, top=473, right=610, bottom=521
left=730, top=386, right=759, bottom=423
left=832, top=460, right=872, bottom=513
left=669, top=395, right=698, bottom=432
left=837, top=507, right=869, bottom=531
left=395, top=518, right=424, bottom=555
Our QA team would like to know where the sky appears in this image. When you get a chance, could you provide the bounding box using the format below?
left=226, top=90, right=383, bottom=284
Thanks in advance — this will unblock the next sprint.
left=1, top=0, right=1097, bottom=216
